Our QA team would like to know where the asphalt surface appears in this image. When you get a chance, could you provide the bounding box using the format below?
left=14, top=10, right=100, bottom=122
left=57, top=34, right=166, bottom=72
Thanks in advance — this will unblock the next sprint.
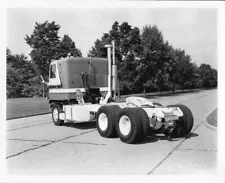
left=6, top=89, right=217, bottom=174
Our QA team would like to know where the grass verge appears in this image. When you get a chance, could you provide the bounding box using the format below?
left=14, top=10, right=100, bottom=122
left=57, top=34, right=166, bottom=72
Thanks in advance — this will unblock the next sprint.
left=7, top=98, right=49, bottom=119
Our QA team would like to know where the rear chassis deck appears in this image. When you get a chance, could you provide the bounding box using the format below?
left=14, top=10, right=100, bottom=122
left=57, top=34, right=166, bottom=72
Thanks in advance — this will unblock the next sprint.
left=58, top=101, right=183, bottom=130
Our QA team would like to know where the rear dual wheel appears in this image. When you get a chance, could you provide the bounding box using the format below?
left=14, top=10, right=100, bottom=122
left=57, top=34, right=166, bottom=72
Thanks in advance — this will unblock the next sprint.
left=164, top=104, right=193, bottom=138
left=96, top=105, right=121, bottom=138
left=116, top=108, right=144, bottom=144
left=97, top=106, right=151, bottom=144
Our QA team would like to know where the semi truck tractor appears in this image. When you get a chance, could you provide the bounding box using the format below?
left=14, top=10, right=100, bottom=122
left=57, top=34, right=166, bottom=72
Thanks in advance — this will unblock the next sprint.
left=43, top=41, right=194, bottom=144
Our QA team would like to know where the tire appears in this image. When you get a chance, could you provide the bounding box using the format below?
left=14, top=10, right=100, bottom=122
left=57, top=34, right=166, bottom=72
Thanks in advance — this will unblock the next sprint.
left=177, top=104, right=194, bottom=136
left=116, top=108, right=143, bottom=144
left=52, top=104, right=64, bottom=126
left=153, top=102, right=162, bottom=107
left=164, top=104, right=194, bottom=138
left=96, top=105, right=120, bottom=138
left=111, top=105, right=121, bottom=117
left=134, top=108, right=153, bottom=136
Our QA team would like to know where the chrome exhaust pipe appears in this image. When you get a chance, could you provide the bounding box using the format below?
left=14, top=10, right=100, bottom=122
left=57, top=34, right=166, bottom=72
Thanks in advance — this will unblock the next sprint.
left=103, top=41, right=117, bottom=102
left=104, top=44, right=112, bottom=102
left=112, top=40, right=117, bottom=100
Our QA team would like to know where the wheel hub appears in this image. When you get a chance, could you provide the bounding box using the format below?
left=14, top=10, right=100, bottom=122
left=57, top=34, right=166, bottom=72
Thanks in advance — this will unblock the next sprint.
left=98, top=113, right=108, bottom=131
left=119, top=115, right=131, bottom=136
left=53, top=108, right=59, bottom=121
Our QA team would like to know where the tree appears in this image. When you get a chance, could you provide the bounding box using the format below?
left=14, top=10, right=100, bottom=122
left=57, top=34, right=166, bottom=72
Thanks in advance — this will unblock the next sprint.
left=25, top=21, right=61, bottom=80
left=109, top=21, right=123, bottom=63
left=25, top=21, right=82, bottom=82
left=110, top=21, right=120, bottom=46
left=136, top=25, right=171, bottom=93
left=88, top=39, right=107, bottom=58
left=87, top=21, right=216, bottom=95
left=210, top=68, right=217, bottom=87
left=118, top=22, right=132, bottom=57
left=7, top=63, right=23, bottom=98
left=88, top=21, right=143, bottom=94
left=117, top=25, right=143, bottom=93
left=7, top=48, right=43, bottom=97
left=56, top=34, right=82, bottom=59
left=6, top=48, right=42, bottom=98
left=173, top=49, right=196, bottom=91
left=165, top=47, right=178, bottom=92
left=199, top=63, right=217, bottom=89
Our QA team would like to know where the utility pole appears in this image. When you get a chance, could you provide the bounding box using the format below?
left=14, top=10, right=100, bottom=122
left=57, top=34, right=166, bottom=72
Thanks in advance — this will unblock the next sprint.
left=40, top=75, right=46, bottom=99
left=43, top=83, right=45, bottom=98
left=118, top=80, right=120, bottom=98
left=42, top=61, right=45, bottom=98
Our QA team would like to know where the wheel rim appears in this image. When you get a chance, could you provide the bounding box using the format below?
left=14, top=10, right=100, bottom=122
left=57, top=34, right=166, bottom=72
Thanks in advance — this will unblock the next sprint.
left=119, top=115, right=131, bottom=136
left=98, top=113, right=108, bottom=131
left=53, top=108, right=59, bottom=122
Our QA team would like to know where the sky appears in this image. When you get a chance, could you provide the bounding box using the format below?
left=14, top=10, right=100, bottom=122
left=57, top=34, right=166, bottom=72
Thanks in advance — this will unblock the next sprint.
left=7, top=8, right=217, bottom=69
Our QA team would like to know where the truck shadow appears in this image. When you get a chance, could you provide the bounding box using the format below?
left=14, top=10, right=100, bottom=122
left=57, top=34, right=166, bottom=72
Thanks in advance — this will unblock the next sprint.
left=63, top=121, right=96, bottom=130
left=62, top=122, right=199, bottom=144
left=139, top=132, right=199, bottom=144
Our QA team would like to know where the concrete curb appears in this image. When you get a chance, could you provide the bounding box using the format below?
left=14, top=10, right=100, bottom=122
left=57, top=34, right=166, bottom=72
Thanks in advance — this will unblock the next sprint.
left=204, top=120, right=217, bottom=131
left=203, top=108, right=217, bottom=131
left=7, top=112, right=51, bottom=121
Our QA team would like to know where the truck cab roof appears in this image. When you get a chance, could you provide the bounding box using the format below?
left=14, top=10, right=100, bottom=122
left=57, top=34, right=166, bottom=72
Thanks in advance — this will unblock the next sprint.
left=51, top=57, right=108, bottom=65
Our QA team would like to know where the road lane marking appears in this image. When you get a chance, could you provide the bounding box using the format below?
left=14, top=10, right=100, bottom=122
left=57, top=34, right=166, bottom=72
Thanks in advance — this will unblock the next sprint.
left=62, top=141, right=106, bottom=146
left=7, top=121, right=52, bottom=132
left=177, top=148, right=217, bottom=152
left=6, top=129, right=97, bottom=159
left=7, top=138, right=54, bottom=143
left=147, top=121, right=204, bottom=175
left=7, top=112, right=51, bottom=120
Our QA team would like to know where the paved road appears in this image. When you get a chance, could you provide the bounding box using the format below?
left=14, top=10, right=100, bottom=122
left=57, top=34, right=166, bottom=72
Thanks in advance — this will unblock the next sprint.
left=6, top=89, right=217, bottom=174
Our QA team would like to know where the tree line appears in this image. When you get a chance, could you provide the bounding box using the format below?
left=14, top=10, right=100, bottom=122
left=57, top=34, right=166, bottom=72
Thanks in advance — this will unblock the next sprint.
left=7, top=21, right=217, bottom=98
left=7, top=21, right=82, bottom=98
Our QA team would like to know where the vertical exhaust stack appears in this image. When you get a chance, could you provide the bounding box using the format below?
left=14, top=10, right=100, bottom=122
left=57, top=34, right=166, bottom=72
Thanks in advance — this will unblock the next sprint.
left=104, top=44, right=112, bottom=102
left=103, top=41, right=117, bottom=103
left=112, top=40, right=117, bottom=100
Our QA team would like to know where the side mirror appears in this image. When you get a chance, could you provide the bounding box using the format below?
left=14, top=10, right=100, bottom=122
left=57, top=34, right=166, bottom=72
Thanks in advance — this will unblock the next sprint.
left=40, top=75, right=48, bottom=85
left=40, top=75, right=45, bottom=83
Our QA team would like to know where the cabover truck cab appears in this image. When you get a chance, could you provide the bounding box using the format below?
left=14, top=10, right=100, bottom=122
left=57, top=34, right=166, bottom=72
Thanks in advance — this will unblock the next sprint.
left=47, top=41, right=194, bottom=144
